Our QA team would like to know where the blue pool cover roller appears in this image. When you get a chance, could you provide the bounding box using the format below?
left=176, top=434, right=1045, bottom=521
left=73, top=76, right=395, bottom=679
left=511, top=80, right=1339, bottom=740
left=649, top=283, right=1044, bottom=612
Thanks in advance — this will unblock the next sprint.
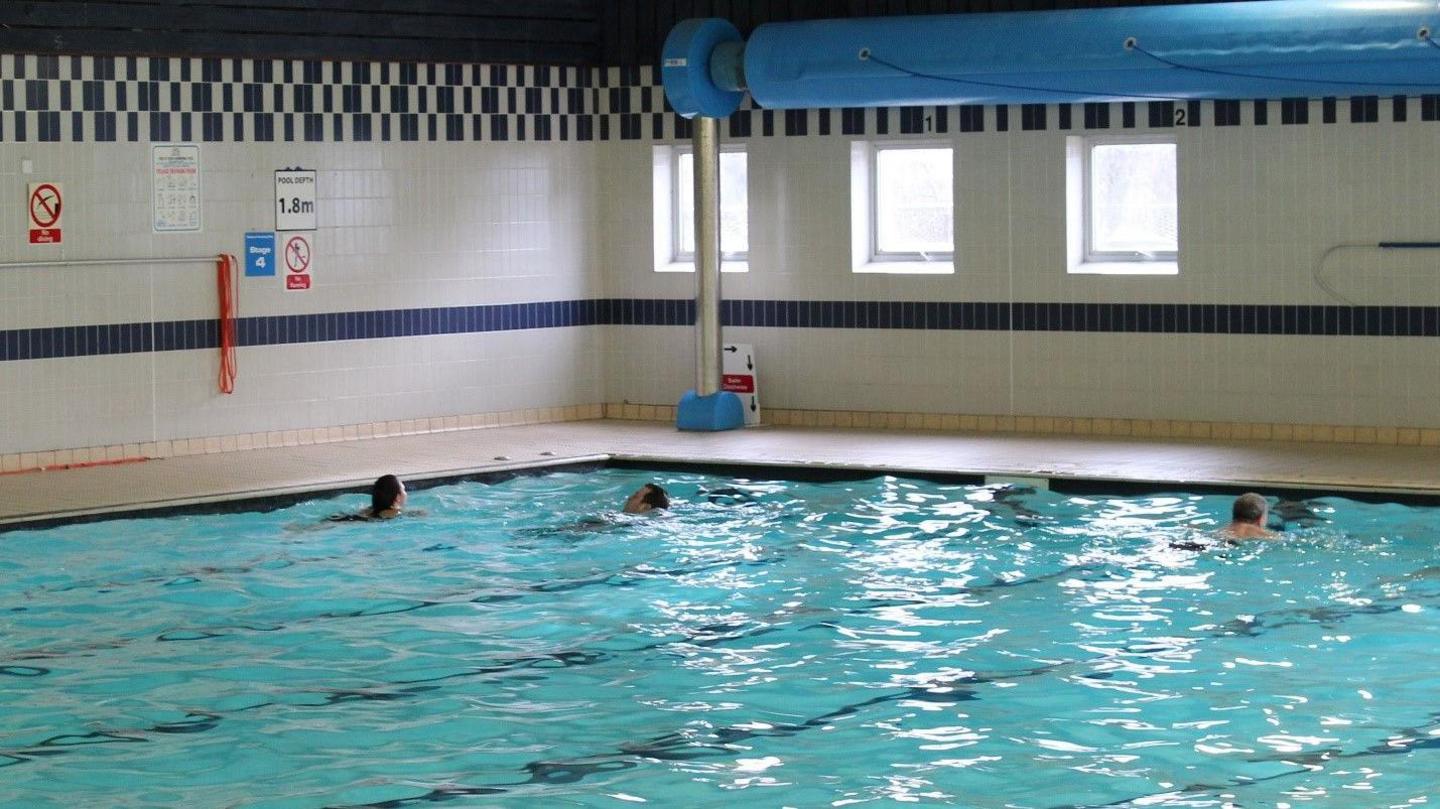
left=662, top=0, right=1440, bottom=115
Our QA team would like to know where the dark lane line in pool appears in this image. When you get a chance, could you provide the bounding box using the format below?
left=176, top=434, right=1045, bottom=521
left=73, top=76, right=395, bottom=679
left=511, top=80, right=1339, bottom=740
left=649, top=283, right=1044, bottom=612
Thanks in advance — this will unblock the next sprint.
left=1050, top=711, right=1440, bottom=808
left=0, top=715, right=222, bottom=769
left=145, top=555, right=785, bottom=644
left=322, top=664, right=1070, bottom=808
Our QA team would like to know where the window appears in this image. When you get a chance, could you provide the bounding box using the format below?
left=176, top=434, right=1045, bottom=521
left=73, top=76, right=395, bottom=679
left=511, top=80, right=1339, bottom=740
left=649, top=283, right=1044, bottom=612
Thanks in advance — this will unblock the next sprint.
left=675, top=150, right=748, bottom=261
left=851, top=142, right=954, bottom=273
left=652, top=144, right=747, bottom=272
left=1067, top=135, right=1179, bottom=275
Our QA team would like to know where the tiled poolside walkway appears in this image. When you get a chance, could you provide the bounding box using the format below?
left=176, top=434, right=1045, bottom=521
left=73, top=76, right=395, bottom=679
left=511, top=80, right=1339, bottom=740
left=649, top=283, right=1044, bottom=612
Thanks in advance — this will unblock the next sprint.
left=2, top=419, right=1437, bottom=526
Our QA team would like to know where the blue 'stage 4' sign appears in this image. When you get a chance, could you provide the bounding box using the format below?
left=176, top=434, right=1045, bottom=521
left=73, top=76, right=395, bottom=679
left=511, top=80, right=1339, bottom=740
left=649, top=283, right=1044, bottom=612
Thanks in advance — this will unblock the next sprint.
left=245, top=231, right=276, bottom=277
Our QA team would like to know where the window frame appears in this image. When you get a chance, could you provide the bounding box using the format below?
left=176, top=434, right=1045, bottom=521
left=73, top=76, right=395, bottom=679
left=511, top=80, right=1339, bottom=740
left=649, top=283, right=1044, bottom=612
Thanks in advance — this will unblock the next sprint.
left=1080, top=134, right=1179, bottom=267
left=868, top=141, right=955, bottom=264
left=671, top=143, right=749, bottom=265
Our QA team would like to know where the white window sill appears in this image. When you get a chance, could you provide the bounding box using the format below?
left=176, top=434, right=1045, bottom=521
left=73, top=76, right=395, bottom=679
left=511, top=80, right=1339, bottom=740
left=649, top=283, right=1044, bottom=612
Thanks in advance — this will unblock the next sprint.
left=854, top=260, right=954, bottom=275
left=1069, top=260, right=1178, bottom=276
left=655, top=261, right=750, bottom=273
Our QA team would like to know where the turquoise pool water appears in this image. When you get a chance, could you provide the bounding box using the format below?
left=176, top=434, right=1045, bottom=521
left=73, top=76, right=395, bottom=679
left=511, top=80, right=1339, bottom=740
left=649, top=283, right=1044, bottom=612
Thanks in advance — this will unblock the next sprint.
left=3, top=468, right=1439, bottom=808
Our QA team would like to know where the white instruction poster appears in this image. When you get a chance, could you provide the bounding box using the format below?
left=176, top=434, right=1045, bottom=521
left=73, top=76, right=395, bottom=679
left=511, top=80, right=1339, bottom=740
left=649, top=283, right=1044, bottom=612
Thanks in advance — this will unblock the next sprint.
left=152, top=144, right=201, bottom=232
left=721, top=343, right=761, bottom=426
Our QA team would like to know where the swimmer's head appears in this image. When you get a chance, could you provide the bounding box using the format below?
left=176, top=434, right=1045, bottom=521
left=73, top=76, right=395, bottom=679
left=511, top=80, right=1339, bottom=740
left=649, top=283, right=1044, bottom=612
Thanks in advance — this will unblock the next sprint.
left=1231, top=492, right=1267, bottom=525
left=623, top=483, right=669, bottom=514
left=373, top=474, right=407, bottom=514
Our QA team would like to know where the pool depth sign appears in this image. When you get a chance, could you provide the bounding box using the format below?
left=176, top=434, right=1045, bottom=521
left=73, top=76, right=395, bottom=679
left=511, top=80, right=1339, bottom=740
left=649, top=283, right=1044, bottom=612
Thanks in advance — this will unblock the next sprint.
left=275, top=169, right=317, bottom=231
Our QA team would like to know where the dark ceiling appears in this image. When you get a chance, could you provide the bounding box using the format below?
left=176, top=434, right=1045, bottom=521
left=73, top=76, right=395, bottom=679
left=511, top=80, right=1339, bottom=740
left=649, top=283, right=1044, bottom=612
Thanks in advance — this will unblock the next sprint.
left=0, top=0, right=1233, bottom=66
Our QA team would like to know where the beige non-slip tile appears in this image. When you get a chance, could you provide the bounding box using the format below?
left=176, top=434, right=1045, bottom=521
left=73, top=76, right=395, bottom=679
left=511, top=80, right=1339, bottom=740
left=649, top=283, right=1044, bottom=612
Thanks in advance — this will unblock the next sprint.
left=220, top=436, right=237, bottom=453
left=5, top=419, right=1440, bottom=527
left=19, top=453, right=37, bottom=470
left=1421, top=429, right=1440, bottom=447
left=1376, top=427, right=1398, bottom=445
left=36, top=452, right=56, bottom=469
left=1398, top=428, right=1420, bottom=446
left=1, top=454, right=20, bottom=473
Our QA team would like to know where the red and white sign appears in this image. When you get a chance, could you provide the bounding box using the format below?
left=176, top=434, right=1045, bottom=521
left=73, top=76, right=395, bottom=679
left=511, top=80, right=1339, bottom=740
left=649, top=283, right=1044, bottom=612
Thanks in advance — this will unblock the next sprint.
left=283, top=233, right=312, bottom=291
left=27, top=182, right=62, bottom=244
left=721, top=343, right=761, bottom=426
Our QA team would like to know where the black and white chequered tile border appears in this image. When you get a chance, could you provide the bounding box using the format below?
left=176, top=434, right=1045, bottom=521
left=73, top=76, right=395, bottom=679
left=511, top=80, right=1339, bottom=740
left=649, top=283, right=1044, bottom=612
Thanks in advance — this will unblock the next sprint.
left=1, top=54, right=1435, bottom=143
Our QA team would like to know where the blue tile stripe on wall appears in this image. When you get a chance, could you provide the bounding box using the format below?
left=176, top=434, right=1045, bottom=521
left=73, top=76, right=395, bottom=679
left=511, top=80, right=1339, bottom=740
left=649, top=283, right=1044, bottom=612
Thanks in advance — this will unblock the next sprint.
left=3, top=299, right=1439, bottom=361
left=1, top=53, right=1436, bottom=143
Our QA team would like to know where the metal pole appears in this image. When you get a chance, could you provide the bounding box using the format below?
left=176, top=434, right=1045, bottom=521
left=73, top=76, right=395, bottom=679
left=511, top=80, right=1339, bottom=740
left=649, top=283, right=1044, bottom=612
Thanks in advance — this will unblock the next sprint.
left=693, top=115, right=723, bottom=397
left=0, top=256, right=222, bottom=269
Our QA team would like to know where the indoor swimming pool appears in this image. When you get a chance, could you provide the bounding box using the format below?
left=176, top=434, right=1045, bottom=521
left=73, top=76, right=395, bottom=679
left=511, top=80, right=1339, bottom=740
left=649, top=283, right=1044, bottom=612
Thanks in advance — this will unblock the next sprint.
left=3, top=466, right=1438, bottom=808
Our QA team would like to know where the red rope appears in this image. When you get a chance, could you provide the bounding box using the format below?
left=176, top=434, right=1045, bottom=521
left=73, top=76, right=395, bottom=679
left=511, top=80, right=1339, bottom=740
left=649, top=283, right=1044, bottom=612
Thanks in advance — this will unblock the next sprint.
left=217, top=253, right=238, bottom=394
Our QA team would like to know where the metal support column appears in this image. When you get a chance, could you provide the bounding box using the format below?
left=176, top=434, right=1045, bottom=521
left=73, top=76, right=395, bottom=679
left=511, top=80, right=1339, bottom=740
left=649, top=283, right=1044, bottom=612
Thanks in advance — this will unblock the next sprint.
left=692, top=114, right=723, bottom=397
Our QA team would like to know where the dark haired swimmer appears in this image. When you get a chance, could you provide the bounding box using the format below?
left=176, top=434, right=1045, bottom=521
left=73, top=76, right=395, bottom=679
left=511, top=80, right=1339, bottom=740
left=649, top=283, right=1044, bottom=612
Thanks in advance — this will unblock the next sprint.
left=512, top=483, right=670, bottom=540
left=622, top=483, right=669, bottom=514
left=328, top=474, right=409, bottom=522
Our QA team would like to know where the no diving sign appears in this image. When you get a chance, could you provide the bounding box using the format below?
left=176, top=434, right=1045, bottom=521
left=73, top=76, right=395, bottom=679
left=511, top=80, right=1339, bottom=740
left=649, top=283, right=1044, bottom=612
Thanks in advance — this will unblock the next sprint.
left=284, top=233, right=313, bottom=291
left=27, top=183, right=62, bottom=244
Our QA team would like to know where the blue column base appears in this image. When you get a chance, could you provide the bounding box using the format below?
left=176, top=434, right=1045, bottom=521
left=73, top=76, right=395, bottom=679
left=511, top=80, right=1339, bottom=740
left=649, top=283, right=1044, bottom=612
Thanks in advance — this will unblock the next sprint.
left=676, top=390, right=745, bottom=432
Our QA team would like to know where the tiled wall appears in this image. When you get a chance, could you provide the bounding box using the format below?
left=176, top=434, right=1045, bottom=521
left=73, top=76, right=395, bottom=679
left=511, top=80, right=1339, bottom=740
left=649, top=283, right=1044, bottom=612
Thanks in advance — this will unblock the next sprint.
left=7, top=48, right=1440, bottom=458
left=601, top=71, right=1440, bottom=431
left=0, top=53, right=611, bottom=456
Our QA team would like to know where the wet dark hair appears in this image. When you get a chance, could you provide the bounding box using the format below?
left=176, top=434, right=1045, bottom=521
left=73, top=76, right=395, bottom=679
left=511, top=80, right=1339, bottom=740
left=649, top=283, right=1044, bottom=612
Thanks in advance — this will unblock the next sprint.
left=641, top=483, right=670, bottom=510
left=372, top=474, right=403, bottom=514
left=1232, top=492, right=1267, bottom=523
